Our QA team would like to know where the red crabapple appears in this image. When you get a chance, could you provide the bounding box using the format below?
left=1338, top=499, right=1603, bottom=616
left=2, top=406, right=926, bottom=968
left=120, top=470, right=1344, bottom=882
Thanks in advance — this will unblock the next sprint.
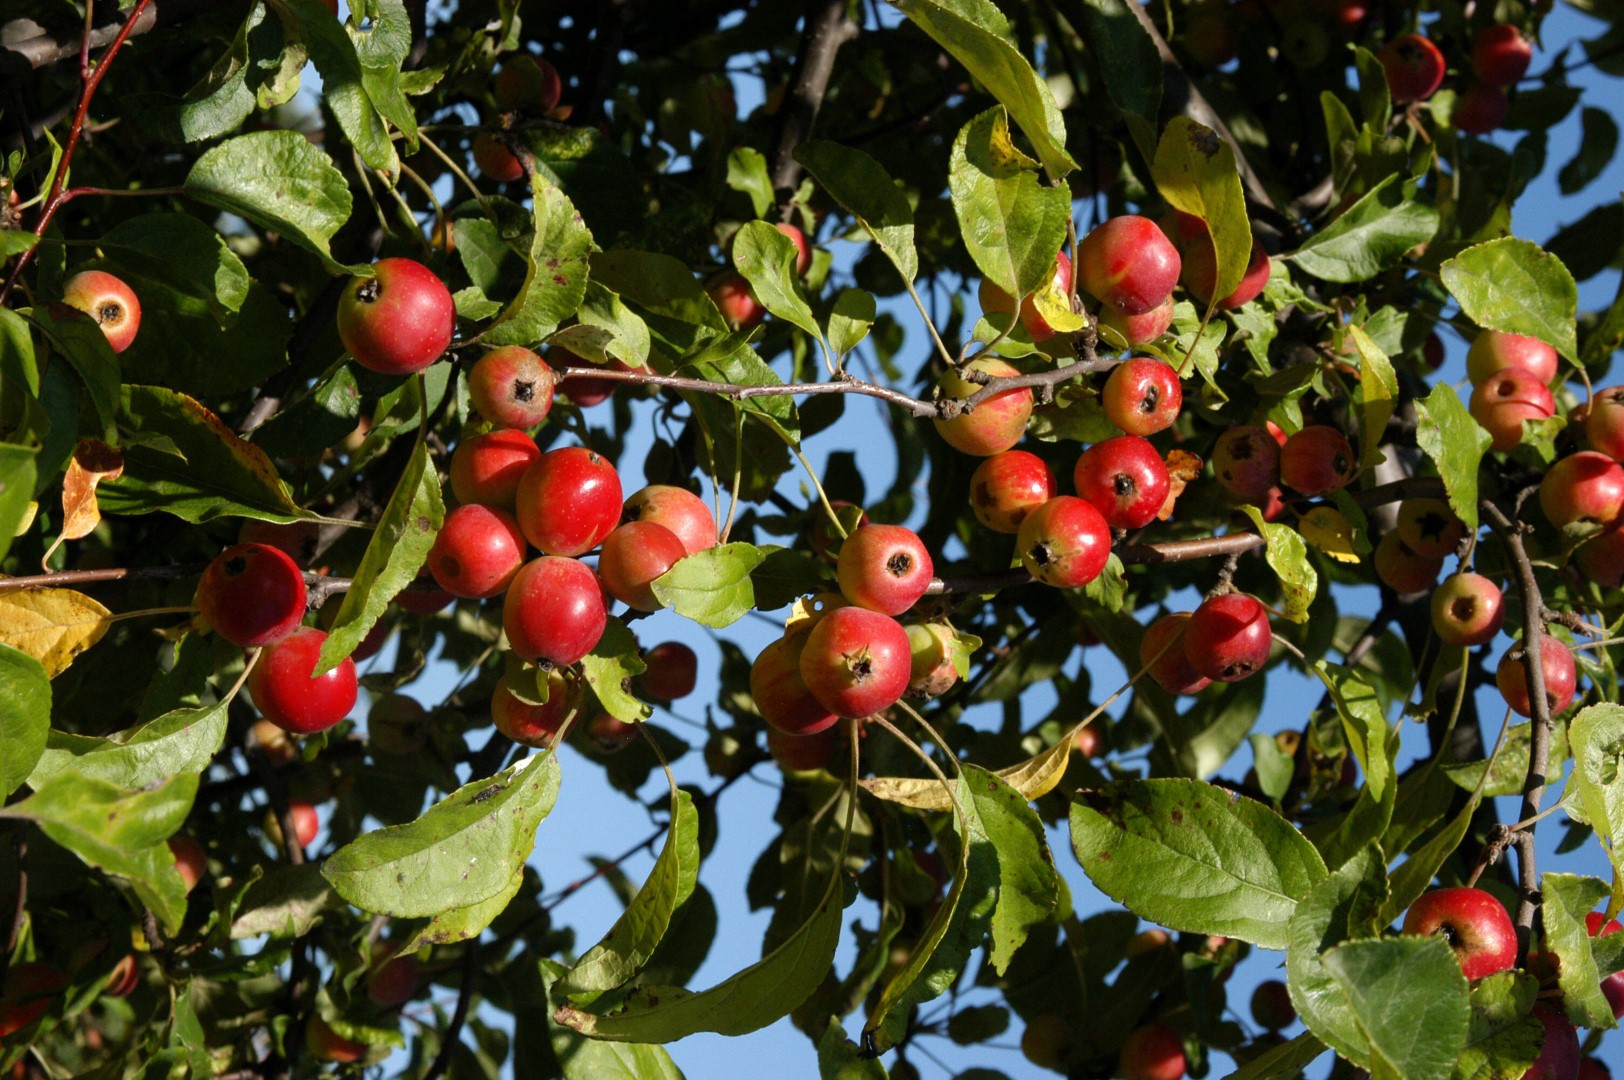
left=1078, top=216, right=1182, bottom=315
left=751, top=632, right=839, bottom=736
left=1075, top=435, right=1171, bottom=530
left=468, top=347, right=556, bottom=428
left=1540, top=451, right=1624, bottom=529
left=1472, top=24, right=1533, bottom=88
left=1585, top=387, right=1624, bottom=461
left=1585, top=912, right=1624, bottom=1018
left=798, top=607, right=912, bottom=718
left=494, top=54, right=563, bottom=113
left=1496, top=636, right=1577, bottom=718
left=1401, top=886, right=1517, bottom=980
left=305, top=1016, right=367, bottom=1064
left=1279, top=425, right=1356, bottom=496
left=934, top=358, right=1034, bottom=456
left=1374, top=532, right=1444, bottom=593
left=450, top=429, right=540, bottom=509
left=775, top=222, right=813, bottom=276
left=1468, top=369, right=1555, bottom=452
left=1140, top=612, right=1211, bottom=696
left=0, top=963, right=67, bottom=1038
left=366, top=944, right=422, bottom=1009
left=62, top=270, right=141, bottom=353
left=1466, top=330, right=1559, bottom=385
left=709, top=273, right=765, bottom=330
left=1212, top=425, right=1281, bottom=499
left=1099, top=296, right=1176, bottom=345
left=196, top=542, right=308, bottom=647
left=1520, top=1006, right=1580, bottom=1080
left=1378, top=33, right=1447, bottom=103
left=472, top=133, right=525, bottom=182
left=514, top=446, right=623, bottom=556
left=641, top=641, right=698, bottom=701
left=336, top=258, right=455, bottom=376
left=586, top=711, right=640, bottom=753
left=491, top=670, right=579, bottom=746
left=1453, top=84, right=1508, bottom=135
left=248, top=628, right=358, bottom=735
left=1576, top=524, right=1624, bottom=587
left=502, top=556, right=608, bottom=667
left=168, top=836, right=207, bottom=895
left=1250, top=980, right=1296, bottom=1031
left=978, top=251, right=1075, bottom=341
left=1167, top=212, right=1270, bottom=309
left=427, top=504, right=527, bottom=599
left=1431, top=573, right=1505, bottom=647
left=1119, top=1023, right=1187, bottom=1080
left=1102, top=357, right=1183, bottom=436
left=1185, top=593, right=1271, bottom=682
left=970, top=451, right=1056, bottom=533
left=836, top=524, right=934, bottom=615
left=767, top=724, right=838, bottom=772
left=598, top=520, right=687, bottom=611
left=622, top=485, right=717, bottom=555
left=1017, top=496, right=1112, bottom=588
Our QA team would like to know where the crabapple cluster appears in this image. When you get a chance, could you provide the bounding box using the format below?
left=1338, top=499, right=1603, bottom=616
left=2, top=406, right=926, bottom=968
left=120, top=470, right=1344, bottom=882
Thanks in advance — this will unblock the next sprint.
left=1376, top=22, right=1532, bottom=135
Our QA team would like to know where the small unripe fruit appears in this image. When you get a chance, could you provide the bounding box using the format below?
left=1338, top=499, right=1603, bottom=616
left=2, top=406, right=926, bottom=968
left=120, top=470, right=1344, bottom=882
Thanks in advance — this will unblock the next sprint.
left=1378, top=33, right=1446, bottom=103
left=1466, top=331, right=1559, bottom=386
left=969, top=451, right=1056, bottom=534
left=1212, top=425, right=1281, bottom=499
left=598, top=520, right=687, bottom=611
left=1495, top=637, right=1577, bottom=718
left=248, top=628, right=358, bottom=735
left=491, top=670, right=579, bottom=746
left=641, top=641, right=698, bottom=701
left=197, top=543, right=308, bottom=647
left=1469, top=368, right=1556, bottom=452
left=1140, top=612, right=1211, bottom=696
left=502, top=557, right=607, bottom=667
left=905, top=622, right=960, bottom=698
left=1431, top=573, right=1505, bottom=647
left=1374, top=532, right=1444, bottom=593
left=449, top=429, right=540, bottom=509
left=336, top=258, right=455, bottom=376
left=622, top=485, right=717, bottom=555
left=836, top=524, right=934, bottom=615
left=515, top=446, right=623, bottom=557
left=1016, top=496, right=1112, bottom=588
left=1279, top=425, right=1356, bottom=496
left=934, top=358, right=1034, bottom=456
left=62, top=270, right=141, bottom=353
left=1074, top=435, right=1171, bottom=529
left=1185, top=593, right=1271, bottom=682
left=1078, top=216, right=1182, bottom=315
left=1019, top=1014, right=1073, bottom=1071
left=1472, top=24, right=1533, bottom=88
left=1540, top=451, right=1624, bottom=529
left=1396, top=497, right=1466, bottom=559
left=264, top=800, right=321, bottom=850
left=799, top=607, right=912, bottom=719
left=494, top=54, right=563, bottom=113
left=468, top=347, right=556, bottom=428
left=1102, top=358, right=1183, bottom=436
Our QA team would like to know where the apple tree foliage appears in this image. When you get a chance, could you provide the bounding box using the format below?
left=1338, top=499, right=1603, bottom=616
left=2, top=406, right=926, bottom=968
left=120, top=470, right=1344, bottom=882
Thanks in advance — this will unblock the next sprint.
left=0, top=0, right=1623, bottom=1077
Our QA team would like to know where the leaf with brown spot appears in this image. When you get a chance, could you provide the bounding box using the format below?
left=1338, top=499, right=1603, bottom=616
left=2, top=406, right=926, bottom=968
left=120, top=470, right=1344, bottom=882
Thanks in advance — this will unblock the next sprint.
left=0, top=589, right=114, bottom=677
left=58, top=440, right=124, bottom=541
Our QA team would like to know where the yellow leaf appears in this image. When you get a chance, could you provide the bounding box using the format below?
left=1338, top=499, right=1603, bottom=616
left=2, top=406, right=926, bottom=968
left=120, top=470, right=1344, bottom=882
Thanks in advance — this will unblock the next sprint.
left=0, top=589, right=114, bottom=677
left=862, top=719, right=1088, bottom=811
left=1300, top=506, right=1362, bottom=564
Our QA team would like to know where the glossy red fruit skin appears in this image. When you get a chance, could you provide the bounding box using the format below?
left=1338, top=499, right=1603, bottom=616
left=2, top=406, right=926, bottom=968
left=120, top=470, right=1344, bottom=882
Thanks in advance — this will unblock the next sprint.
left=836, top=524, right=934, bottom=615
left=1576, top=524, right=1624, bottom=587
left=622, top=485, right=717, bottom=555
left=1185, top=593, right=1271, bottom=682
left=62, top=270, right=141, bottom=353
left=1431, top=573, right=1505, bottom=647
left=1519, top=1005, right=1580, bottom=1080
left=1467, top=331, right=1559, bottom=385
left=1401, top=886, right=1517, bottom=980
left=449, top=429, right=540, bottom=509
left=502, top=557, right=607, bottom=667
left=514, top=446, right=623, bottom=556
left=1141, top=612, right=1211, bottom=695
left=1119, top=1023, right=1187, bottom=1080
left=427, top=504, right=527, bottom=599
left=1168, top=213, right=1270, bottom=309
left=1496, top=637, right=1577, bottom=718
left=239, top=519, right=320, bottom=567
left=1379, top=33, right=1447, bottom=103
left=799, top=607, right=912, bottom=719
left=775, top=222, right=813, bottom=276
left=1584, top=912, right=1624, bottom=1018
left=1075, top=435, right=1171, bottom=530
left=1470, top=368, right=1556, bottom=452
left=197, top=543, right=308, bottom=647
left=1473, top=24, right=1533, bottom=88
left=970, top=451, right=1056, bottom=534
left=491, top=671, right=579, bottom=746
left=1585, top=387, right=1624, bottom=461
left=1396, top=497, right=1466, bottom=559
left=709, top=273, right=765, bottom=330
left=248, top=628, right=357, bottom=735
left=641, top=641, right=697, bottom=701
left=472, top=133, right=525, bottom=182
left=1374, top=532, right=1444, bottom=593
left=598, top=520, right=687, bottom=611
left=934, top=358, right=1034, bottom=456
left=1454, top=83, right=1509, bottom=135
left=469, top=347, right=556, bottom=428
left=1016, top=496, right=1112, bottom=588
left=587, top=711, right=639, bottom=752
left=1279, top=425, right=1356, bottom=496
left=1103, top=358, right=1183, bottom=436
left=1078, top=216, right=1181, bottom=315
left=0, top=962, right=68, bottom=1038
left=1577, top=1058, right=1611, bottom=1080
left=1213, top=425, right=1282, bottom=499
left=979, top=251, right=1074, bottom=341
left=1099, top=296, right=1176, bottom=345
left=337, top=258, right=455, bottom=376
left=751, top=632, right=839, bottom=736
left=1540, top=451, right=1624, bottom=529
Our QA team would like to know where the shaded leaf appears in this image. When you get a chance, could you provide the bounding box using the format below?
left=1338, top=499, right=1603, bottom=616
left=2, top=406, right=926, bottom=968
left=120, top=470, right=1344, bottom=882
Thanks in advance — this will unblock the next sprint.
left=1415, top=383, right=1490, bottom=532
left=795, top=142, right=918, bottom=283
left=1284, top=176, right=1438, bottom=283
left=0, top=645, right=49, bottom=796
left=30, top=701, right=228, bottom=789
left=581, top=621, right=652, bottom=725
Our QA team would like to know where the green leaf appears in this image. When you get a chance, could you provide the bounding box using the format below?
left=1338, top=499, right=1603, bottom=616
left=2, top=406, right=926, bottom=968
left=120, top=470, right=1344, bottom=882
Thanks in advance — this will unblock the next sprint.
left=970, top=766, right=1060, bottom=974
left=98, top=385, right=310, bottom=523
left=1069, top=778, right=1328, bottom=949
left=795, top=142, right=918, bottom=283
left=0, top=645, right=49, bottom=796
left=1442, top=720, right=1571, bottom=798
left=538, top=959, right=688, bottom=1080
left=1567, top=704, right=1624, bottom=883
left=1455, top=971, right=1541, bottom=1080
left=651, top=543, right=767, bottom=629
left=555, top=789, right=700, bottom=1006
left=1558, top=108, right=1619, bottom=195
left=1055, top=0, right=1160, bottom=164
left=816, top=1017, right=888, bottom=1079
left=294, top=0, right=398, bottom=173
left=1306, top=664, right=1396, bottom=871
left=184, top=130, right=357, bottom=270
left=1238, top=506, right=1317, bottom=622
left=0, top=444, right=37, bottom=566
left=1227, top=1032, right=1330, bottom=1080
left=732, top=221, right=823, bottom=342
left=1286, top=847, right=1389, bottom=1065
left=1542, top=873, right=1617, bottom=1030
left=29, top=702, right=228, bottom=790
left=1381, top=794, right=1478, bottom=926
left=1348, top=326, right=1397, bottom=471
left=826, top=289, right=876, bottom=358
left=0, top=232, right=37, bottom=259
left=948, top=107, right=1071, bottom=298
left=316, top=440, right=442, bottom=675
left=230, top=864, right=338, bottom=940
left=1414, top=383, right=1490, bottom=532
left=1153, top=117, right=1251, bottom=308
left=1441, top=237, right=1579, bottom=363
left=0, top=771, right=197, bottom=934
left=1321, top=936, right=1470, bottom=1079
left=321, top=752, right=561, bottom=918
left=1283, top=175, right=1438, bottom=283
left=553, top=851, right=844, bottom=1041
left=482, top=174, right=594, bottom=347
left=33, top=310, right=120, bottom=436
left=99, top=214, right=250, bottom=317
left=399, top=866, right=526, bottom=952
left=725, top=148, right=774, bottom=219
left=581, top=620, right=651, bottom=725
left=576, top=283, right=653, bottom=367
left=118, top=279, right=291, bottom=400
left=890, top=0, right=1077, bottom=179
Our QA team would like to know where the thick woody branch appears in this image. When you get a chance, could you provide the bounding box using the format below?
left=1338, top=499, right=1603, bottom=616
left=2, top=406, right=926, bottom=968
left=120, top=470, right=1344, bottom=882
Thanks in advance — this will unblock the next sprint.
left=768, top=0, right=860, bottom=201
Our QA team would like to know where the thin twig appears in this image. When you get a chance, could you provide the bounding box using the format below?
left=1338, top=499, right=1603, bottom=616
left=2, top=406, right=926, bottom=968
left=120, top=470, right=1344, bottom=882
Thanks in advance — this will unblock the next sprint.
left=422, top=943, right=478, bottom=1080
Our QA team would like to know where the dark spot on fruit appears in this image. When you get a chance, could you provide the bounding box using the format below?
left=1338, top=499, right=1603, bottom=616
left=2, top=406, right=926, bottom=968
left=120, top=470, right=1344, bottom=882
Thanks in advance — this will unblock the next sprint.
left=439, top=554, right=462, bottom=579
left=1230, top=437, right=1256, bottom=461
left=1139, top=386, right=1159, bottom=413
left=98, top=301, right=123, bottom=325
left=1113, top=473, right=1136, bottom=497
left=587, top=451, right=601, bottom=464
left=974, top=481, right=991, bottom=506
left=357, top=279, right=381, bottom=304
left=1450, top=597, right=1475, bottom=621
left=886, top=552, right=913, bottom=577
left=224, top=555, right=248, bottom=577
left=514, top=379, right=535, bottom=403
left=1027, top=542, right=1052, bottom=566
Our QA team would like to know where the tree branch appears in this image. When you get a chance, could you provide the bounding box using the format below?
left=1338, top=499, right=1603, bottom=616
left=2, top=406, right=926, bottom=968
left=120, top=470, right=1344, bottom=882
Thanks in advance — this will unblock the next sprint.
left=768, top=0, right=860, bottom=201
left=422, top=942, right=478, bottom=1080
